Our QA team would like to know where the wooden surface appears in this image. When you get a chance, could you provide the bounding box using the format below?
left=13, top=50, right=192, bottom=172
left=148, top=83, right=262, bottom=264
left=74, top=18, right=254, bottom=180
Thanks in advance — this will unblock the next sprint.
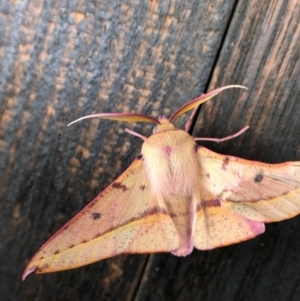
left=1, top=0, right=299, bottom=300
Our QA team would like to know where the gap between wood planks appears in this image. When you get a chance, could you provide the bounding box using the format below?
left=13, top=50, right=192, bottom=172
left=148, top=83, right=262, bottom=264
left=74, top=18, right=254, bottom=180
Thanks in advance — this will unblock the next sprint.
left=130, top=1, right=240, bottom=300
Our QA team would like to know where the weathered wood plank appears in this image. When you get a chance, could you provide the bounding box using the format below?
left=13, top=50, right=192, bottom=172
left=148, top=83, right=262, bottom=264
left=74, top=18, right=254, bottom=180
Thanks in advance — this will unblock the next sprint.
left=0, top=0, right=240, bottom=300
left=196, top=0, right=300, bottom=162
left=136, top=1, right=300, bottom=300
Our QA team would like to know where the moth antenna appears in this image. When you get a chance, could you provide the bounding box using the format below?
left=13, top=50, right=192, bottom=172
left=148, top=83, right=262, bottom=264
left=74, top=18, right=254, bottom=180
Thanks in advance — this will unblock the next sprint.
left=185, top=107, right=198, bottom=132
left=125, top=128, right=147, bottom=141
left=68, top=113, right=159, bottom=126
left=169, top=85, right=248, bottom=121
left=194, top=125, right=249, bottom=143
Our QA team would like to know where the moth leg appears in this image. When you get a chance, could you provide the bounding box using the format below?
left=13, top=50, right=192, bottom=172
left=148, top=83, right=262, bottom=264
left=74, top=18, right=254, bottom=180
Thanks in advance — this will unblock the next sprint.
left=194, top=125, right=249, bottom=143
left=125, top=128, right=147, bottom=141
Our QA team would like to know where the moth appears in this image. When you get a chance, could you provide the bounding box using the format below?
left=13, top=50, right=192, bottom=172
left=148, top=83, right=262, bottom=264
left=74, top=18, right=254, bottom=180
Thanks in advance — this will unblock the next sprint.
left=23, top=85, right=300, bottom=280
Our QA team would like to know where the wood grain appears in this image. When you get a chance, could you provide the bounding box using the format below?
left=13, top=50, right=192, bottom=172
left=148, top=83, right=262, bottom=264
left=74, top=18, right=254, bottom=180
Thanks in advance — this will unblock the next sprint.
left=195, top=0, right=300, bottom=162
left=0, top=0, right=299, bottom=300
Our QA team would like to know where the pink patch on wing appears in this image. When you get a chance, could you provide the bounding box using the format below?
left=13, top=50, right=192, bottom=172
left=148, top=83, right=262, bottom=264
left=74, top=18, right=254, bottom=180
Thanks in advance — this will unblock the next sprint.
left=245, top=218, right=265, bottom=235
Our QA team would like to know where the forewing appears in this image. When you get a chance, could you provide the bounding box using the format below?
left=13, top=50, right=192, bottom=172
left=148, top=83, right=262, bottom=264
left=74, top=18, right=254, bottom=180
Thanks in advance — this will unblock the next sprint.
left=23, top=158, right=180, bottom=278
left=194, top=146, right=300, bottom=250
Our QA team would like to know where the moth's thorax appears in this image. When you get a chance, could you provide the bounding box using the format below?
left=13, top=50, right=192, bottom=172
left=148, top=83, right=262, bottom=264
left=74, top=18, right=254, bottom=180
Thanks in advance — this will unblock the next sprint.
left=141, top=121, right=201, bottom=199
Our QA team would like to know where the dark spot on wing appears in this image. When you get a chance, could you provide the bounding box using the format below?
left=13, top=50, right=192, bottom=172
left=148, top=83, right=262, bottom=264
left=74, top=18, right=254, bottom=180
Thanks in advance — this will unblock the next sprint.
left=62, top=225, right=68, bottom=230
left=36, top=264, right=50, bottom=273
left=137, top=154, right=143, bottom=160
left=222, top=156, right=230, bottom=171
left=112, top=182, right=128, bottom=191
left=91, top=212, right=101, bottom=220
left=140, top=185, right=145, bottom=190
left=54, top=250, right=59, bottom=255
left=197, top=199, right=221, bottom=210
left=81, top=240, right=87, bottom=244
left=69, top=245, right=75, bottom=249
left=204, top=199, right=222, bottom=207
left=206, top=173, right=210, bottom=178
left=254, top=173, right=263, bottom=183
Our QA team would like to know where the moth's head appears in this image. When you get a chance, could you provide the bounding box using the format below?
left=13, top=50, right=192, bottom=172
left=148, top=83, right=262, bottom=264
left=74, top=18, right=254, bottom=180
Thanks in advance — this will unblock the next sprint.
left=152, top=117, right=175, bottom=134
left=68, top=85, right=247, bottom=129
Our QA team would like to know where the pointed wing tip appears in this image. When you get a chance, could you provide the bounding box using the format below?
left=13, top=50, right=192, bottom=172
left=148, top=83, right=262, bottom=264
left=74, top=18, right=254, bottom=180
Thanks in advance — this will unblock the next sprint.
left=22, top=266, right=37, bottom=281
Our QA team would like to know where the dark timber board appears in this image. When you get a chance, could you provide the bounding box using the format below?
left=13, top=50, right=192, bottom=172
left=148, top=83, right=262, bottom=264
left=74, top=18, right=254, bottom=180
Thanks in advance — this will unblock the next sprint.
left=0, top=1, right=299, bottom=300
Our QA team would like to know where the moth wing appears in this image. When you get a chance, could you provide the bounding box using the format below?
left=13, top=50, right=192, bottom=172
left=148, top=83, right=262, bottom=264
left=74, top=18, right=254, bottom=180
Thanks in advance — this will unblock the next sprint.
left=194, top=146, right=300, bottom=250
left=23, top=158, right=180, bottom=278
